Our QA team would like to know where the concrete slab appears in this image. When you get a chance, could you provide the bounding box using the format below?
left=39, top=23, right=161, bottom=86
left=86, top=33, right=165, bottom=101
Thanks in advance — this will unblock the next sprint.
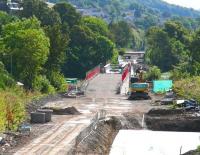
left=110, top=130, right=200, bottom=155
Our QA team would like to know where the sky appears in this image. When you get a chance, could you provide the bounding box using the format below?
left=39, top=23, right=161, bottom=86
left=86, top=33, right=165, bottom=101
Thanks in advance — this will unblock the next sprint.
left=163, top=0, right=200, bottom=10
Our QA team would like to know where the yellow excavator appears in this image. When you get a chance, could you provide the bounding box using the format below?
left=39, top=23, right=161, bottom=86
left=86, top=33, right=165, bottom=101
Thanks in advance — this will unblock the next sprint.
left=128, top=67, right=150, bottom=100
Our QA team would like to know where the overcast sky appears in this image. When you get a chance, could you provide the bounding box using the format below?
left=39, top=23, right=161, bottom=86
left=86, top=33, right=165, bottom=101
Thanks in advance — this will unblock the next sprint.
left=163, top=0, right=200, bottom=10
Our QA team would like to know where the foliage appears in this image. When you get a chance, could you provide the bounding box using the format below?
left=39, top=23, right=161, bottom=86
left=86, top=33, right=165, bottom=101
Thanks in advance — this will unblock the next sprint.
left=50, top=0, right=200, bottom=30
left=81, top=16, right=109, bottom=37
left=47, top=71, right=66, bottom=92
left=0, top=11, right=17, bottom=34
left=145, top=21, right=190, bottom=72
left=33, top=75, right=55, bottom=94
left=110, top=49, right=119, bottom=64
left=173, top=77, right=200, bottom=103
left=170, top=62, right=191, bottom=80
left=0, top=89, right=26, bottom=131
left=63, top=21, right=115, bottom=78
left=144, top=66, right=161, bottom=81
left=53, top=2, right=81, bottom=27
left=21, top=0, right=61, bottom=26
left=44, top=24, right=69, bottom=71
left=2, top=17, right=50, bottom=89
left=118, top=48, right=126, bottom=56
left=109, top=21, right=133, bottom=48
left=0, top=62, right=15, bottom=89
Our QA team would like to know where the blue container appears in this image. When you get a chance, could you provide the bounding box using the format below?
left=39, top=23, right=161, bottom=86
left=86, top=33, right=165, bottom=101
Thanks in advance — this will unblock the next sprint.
left=153, top=80, right=173, bottom=93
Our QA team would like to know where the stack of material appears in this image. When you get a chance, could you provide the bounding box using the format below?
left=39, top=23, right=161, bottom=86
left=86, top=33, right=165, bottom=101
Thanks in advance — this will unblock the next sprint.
left=31, top=109, right=53, bottom=123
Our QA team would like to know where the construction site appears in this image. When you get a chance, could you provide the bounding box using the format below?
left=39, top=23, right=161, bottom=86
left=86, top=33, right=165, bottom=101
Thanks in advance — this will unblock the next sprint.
left=1, top=55, right=200, bottom=155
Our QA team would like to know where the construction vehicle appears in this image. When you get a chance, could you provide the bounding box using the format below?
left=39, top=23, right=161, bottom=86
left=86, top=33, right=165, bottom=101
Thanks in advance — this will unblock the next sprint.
left=128, top=67, right=150, bottom=100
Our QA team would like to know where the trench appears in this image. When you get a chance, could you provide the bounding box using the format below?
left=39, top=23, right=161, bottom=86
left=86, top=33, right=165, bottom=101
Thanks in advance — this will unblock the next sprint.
left=67, top=109, right=200, bottom=155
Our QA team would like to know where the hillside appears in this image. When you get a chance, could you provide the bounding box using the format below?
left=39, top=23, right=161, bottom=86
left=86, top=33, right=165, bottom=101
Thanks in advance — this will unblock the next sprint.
left=48, top=0, right=200, bottom=30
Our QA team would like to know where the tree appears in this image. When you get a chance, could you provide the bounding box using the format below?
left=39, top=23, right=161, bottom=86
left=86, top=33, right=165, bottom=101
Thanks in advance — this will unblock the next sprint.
left=146, top=27, right=172, bottom=71
left=190, top=29, right=200, bottom=75
left=81, top=16, right=109, bottom=37
left=95, top=36, right=114, bottom=64
left=144, top=66, right=161, bottom=81
left=44, top=25, right=69, bottom=71
left=63, top=24, right=115, bottom=78
left=0, top=11, right=17, bottom=34
left=2, top=18, right=49, bottom=89
left=164, top=21, right=189, bottom=43
left=63, top=25, right=97, bottom=78
left=146, top=21, right=190, bottom=72
left=21, top=0, right=61, bottom=26
left=0, top=62, right=15, bottom=89
left=190, top=29, right=200, bottom=63
left=109, top=21, right=133, bottom=48
left=44, top=25, right=69, bottom=90
left=53, top=2, right=81, bottom=28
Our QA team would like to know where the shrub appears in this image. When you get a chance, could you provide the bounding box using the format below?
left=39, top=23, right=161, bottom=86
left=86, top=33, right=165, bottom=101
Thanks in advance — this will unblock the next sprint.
left=33, top=75, right=55, bottom=94
left=170, top=68, right=190, bottom=80
left=173, top=77, right=200, bottom=103
left=47, top=71, right=66, bottom=92
left=118, top=48, right=126, bottom=56
left=110, top=49, right=119, bottom=64
left=0, top=93, right=6, bottom=131
left=144, top=66, right=161, bottom=81
left=0, top=62, right=15, bottom=89
left=0, top=90, right=26, bottom=131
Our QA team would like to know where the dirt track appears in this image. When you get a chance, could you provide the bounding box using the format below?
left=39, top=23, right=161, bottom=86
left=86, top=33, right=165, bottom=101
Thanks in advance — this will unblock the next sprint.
left=14, top=74, right=152, bottom=155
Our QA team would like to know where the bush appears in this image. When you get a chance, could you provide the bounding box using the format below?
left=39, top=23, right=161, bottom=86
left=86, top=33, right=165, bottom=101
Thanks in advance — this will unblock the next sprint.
left=118, top=48, right=126, bottom=56
left=173, top=77, right=200, bottom=103
left=110, top=49, right=119, bottom=64
left=47, top=71, right=66, bottom=92
left=0, top=90, right=25, bottom=131
left=33, top=75, right=55, bottom=94
left=0, top=94, right=6, bottom=131
left=144, top=66, right=161, bottom=81
left=170, top=67, right=190, bottom=80
left=0, top=62, right=15, bottom=89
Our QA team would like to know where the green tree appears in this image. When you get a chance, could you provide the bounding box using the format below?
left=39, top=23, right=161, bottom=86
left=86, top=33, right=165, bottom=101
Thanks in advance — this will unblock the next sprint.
left=2, top=18, right=50, bottom=89
left=82, top=16, right=109, bottom=37
left=53, top=2, right=81, bottom=28
left=109, top=21, right=133, bottom=48
left=164, top=21, right=189, bottom=43
left=144, top=66, right=161, bottom=81
left=0, top=62, right=15, bottom=89
left=44, top=25, right=69, bottom=71
left=21, top=0, right=61, bottom=26
left=63, top=25, right=97, bottom=78
left=146, top=21, right=190, bottom=72
left=95, top=36, right=115, bottom=64
left=63, top=24, right=115, bottom=78
left=0, top=11, right=17, bottom=34
left=146, top=27, right=172, bottom=71
left=44, top=25, right=69, bottom=90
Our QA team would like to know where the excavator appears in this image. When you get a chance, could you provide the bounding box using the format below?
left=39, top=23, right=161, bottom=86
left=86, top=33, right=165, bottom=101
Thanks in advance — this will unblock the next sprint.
left=128, top=66, right=150, bottom=100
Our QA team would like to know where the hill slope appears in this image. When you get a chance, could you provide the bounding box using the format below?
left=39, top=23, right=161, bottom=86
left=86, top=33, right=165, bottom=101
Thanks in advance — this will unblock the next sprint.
left=48, top=0, right=200, bottom=29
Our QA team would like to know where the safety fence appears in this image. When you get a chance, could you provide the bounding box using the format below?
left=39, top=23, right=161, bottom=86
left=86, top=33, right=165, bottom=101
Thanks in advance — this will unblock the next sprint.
left=85, top=65, right=100, bottom=81
left=121, top=63, right=131, bottom=82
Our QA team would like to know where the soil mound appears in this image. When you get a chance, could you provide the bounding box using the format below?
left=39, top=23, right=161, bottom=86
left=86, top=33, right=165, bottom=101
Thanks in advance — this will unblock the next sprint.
left=43, top=106, right=81, bottom=115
